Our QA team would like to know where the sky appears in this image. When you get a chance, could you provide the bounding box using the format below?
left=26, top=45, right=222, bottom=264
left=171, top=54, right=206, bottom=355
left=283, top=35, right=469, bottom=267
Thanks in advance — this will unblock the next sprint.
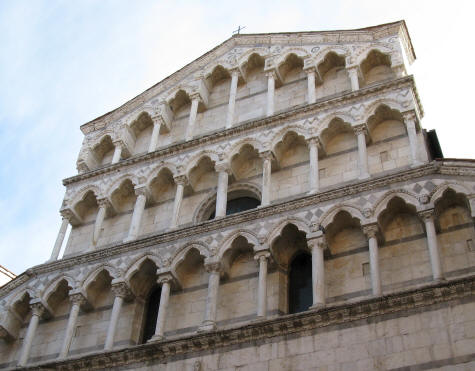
left=1, top=0, right=475, bottom=276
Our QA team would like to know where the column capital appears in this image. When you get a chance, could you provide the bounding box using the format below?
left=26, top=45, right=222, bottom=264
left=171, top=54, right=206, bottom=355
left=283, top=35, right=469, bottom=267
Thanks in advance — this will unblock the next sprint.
left=254, top=250, right=271, bottom=261
left=265, top=69, right=278, bottom=80
left=402, top=110, right=418, bottom=123
left=189, top=92, right=203, bottom=103
left=111, top=281, right=133, bottom=301
left=59, top=207, right=81, bottom=226
left=29, top=300, right=48, bottom=318
left=307, top=136, right=321, bottom=148
left=259, top=150, right=275, bottom=162
left=97, top=197, right=112, bottom=209
left=353, top=123, right=368, bottom=136
left=215, top=162, right=231, bottom=174
left=173, top=174, right=188, bottom=186
left=151, top=102, right=173, bottom=134
left=362, top=223, right=379, bottom=239
left=418, top=208, right=435, bottom=221
left=156, top=272, right=174, bottom=285
left=307, top=231, right=327, bottom=250
left=134, top=185, right=150, bottom=199
left=229, top=67, right=241, bottom=78
left=69, top=291, right=88, bottom=307
left=204, top=261, right=222, bottom=274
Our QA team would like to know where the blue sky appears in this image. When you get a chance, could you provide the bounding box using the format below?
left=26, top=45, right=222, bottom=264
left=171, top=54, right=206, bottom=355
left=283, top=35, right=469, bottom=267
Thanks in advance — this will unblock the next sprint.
left=1, top=0, right=474, bottom=275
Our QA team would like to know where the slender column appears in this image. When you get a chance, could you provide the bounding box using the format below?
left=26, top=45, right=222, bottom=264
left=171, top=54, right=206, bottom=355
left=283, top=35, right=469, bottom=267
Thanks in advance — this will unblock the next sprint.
left=225, top=70, right=239, bottom=128
left=215, top=163, right=230, bottom=218
left=58, top=293, right=87, bottom=359
left=363, top=224, right=382, bottom=296
left=353, top=124, right=370, bottom=179
left=18, top=302, right=46, bottom=367
left=419, top=209, right=444, bottom=281
left=260, top=151, right=273, bottom=206
left=255, top=251, right=270, bottom=318
left=266, top=71, right=276, bottom=116
left=111, top=141, right=122, bottom=164
left=124, top=186, right=148, bottom=242
left=198, top=262, right=221, bottom=332
left=305, top=68, right=317, bottom=104
left=150, top=274, right=173, bottom=341
left=308, top=232, right=326, bottom=308
left=92, top=198, right=109, bottom=247
left=170, top=175, right=187, bottom=229
left=403, top=112, right=422, bottom=167
left=104, top=281, right=132, bottom=350
left=49, top=217, right=69, bottom=261
left=148, top=121, right=161, bottom=153
left=308, top=137, right=320, bottom=194
left=185, top=94, right=200, bottom=141
left=347, top=66, right=359, bottom=91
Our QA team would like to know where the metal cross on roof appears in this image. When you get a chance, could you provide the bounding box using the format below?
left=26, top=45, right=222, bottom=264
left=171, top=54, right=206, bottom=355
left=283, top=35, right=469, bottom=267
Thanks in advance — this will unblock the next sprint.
left=233, top=25, right=246, bottom=35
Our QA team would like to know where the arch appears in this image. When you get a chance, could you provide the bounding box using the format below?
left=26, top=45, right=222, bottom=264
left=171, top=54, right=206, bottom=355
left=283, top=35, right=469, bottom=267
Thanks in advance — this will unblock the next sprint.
left=313, top=45, right=350, bottom=66
left=430, top=183, right=472, bottom=205
left=81, top=264, right=120, bottom=292
left=7, top=287, right=37, bottom=311
left=185, top=150, right=220, bottom=176
left=364, top=100, right=406, bottom=122
left=270, top=125, right=311, bottom=151
left=319, top=204, right=366, bottom=229
left=69, top=184, right=103, bottom=208
left=217, top=229, right=261, bottom=260
left=267, top=217, right=310, bottom=247
left=166, top=87, right=193, bottom=113
left=204, top=64, right=232, bottom=90
left=124, top=253, right=163, bottom=285
left=275, top=48, right=310, bottom=67
left=288, top=251, right=313, bottom=314
left=316, top=51, right=347, bottom=80
left=237, top=48, right=269, bottom=68
left=144, top=162, right=178, bottom=185
left=170, top=242, right=210, bottom=274
left=277, top=52, right=305, bottom=83
left=105, top=174, right=140, bottom=198
left=41, top=274, right=77, bottom=303
left=354, top=44, right=394, bottom=66
left=225, top=138, right=265, bottom=165
left=373, top=190, right=420, bottom=220
left=316, top=113, right=356, bottom=137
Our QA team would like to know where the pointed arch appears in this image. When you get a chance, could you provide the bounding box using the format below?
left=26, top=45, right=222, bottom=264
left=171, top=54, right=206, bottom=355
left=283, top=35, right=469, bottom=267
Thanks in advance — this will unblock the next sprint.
left=81, top=264, right=120, bottom=292
left=364, top=100, right=406, bottom=121
left=41, top=274, right=77, bottom=302
left=105, top=173, right=140, bottom=198
left=144, top=162, right=178, bottom=185
left=217, top=229, right=261, bottom=259
left=226, top=138, right=265, bottom=165
left=430, top=182, right=472, bottom=205
left=354, top=44, right=394, bottom=66
left=185, top=150, right=220, bottom=176
left=275, top=48, right=310, bottom=66
left=170, top=242, right=210, bottom=273
left=373, top=190, right=420, bottom=220
left=237, top=48, right=269, bottom=68
left=270, top=125, right=311, bottom=150
left=314, top=46, right=350, bottom=66
left=267, top=217, right=310, bottom=246
left=69, top=184, right=103, bottom=208
left=7, top=287, right=37, bottom=310
left=319, top=204, right=366, bottom=229
left=124, top=253, right=163, bottom=285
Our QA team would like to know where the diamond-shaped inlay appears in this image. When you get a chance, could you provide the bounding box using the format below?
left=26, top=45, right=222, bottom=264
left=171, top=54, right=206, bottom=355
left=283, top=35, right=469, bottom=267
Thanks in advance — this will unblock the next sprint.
left=412, top=184, right=422, bottom=194
left=368, top=194, right=377, bottom=203
left=304, top=211, right=313, bottom=220
left=423, top=181, right=436, bottom=192
left=314, top=208, right=324, bottom=218
left=357, top=197, right=367, bottom=206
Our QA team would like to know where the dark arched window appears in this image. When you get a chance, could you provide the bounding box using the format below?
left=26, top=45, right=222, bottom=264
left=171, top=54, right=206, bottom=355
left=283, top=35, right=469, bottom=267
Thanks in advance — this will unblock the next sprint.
left=208, top=196, right=260, bottom=220
left=288, top=252, right=312, bottom=314
left=141, top=286, right=161, bottom=343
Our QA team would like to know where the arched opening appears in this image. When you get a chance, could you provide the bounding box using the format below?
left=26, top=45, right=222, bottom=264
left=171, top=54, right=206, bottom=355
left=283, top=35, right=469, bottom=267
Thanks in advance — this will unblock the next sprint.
left=288, top=252, right=312, bottom=314
left=230, top=144, right=262, bottom=181
left=276, top=53, right=306, bottom=112
left=130, top=112, right=153, bottom=156
left=316, top=52, right=350, bottom=98
left=207, top=196, right=260, bottom=220
left=360, top=50, right=394, bottom=85
left=236, top=53, right=266, bottom=122
left=74, top=190, right=99, bottom=223
left=141, top=285, right=161, bottom=344
left=92, top=136, right=115, bottom=166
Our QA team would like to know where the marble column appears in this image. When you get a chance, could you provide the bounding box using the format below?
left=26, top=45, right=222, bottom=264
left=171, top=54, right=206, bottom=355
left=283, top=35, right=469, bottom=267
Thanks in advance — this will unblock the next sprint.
left=353, top=124, right=370, bottom=179
left=185, top=94, right=201, bottom=141
left=58, top=293, right=87, bottom=359
left=215, top=163, right=230, bottom=218
left=305, top=67, right=317, bottom=104
left=17, top=302, right=46, bottom=367
left=255, top=250, right=270, bottom=318
left=347, top=66, right=360, bottom=91
left=260, top=151, right=273, bottom=207
left=225, top=69, right=239, bottom=129
left=104, top=281, right=132, bottom=350
left=308, top=231, right=326, bottom=308
left=124, top=186, right=148, bottom=242
left=111, top=141, right=123, bottom=164
left=148, top=120, right=161, bottom=153
left=403, top=112, right=422, bottom=167
left=150, top=274, right=173, bottom=341
left=92, top=198, right=109, bottom=247
left=49, top=217, right=69, bottom=261
left=266, top=71, right=276, bottom=116
left=419, top=209, right=444, bottom=281
left=170, top=175, right=187, bottom=229
left=308, top=137, right=320, bottom=194
left=363, top=224, right=382, bottom=296
left=198, top=262, right=221, bottom=332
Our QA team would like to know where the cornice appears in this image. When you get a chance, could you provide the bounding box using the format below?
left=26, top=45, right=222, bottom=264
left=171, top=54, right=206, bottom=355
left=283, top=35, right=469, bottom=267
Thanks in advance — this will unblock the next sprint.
left=65, top=76, right=420, bottom=186
left=20, top=274, right=475, bottom=370
left=3, top=161, right=473, bottom=292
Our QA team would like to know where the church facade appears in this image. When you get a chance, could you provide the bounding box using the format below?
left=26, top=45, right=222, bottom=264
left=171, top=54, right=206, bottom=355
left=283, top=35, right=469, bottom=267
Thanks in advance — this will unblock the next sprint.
left=1, top=21, right=475, bottom=370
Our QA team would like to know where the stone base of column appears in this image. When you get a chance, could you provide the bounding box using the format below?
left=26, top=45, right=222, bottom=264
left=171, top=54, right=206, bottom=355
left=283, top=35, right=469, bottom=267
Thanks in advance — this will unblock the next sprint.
left=309, top=303, right=325, bottom=311
left=123, top=236, right=135, bottom=243
left=197, top=320, right=216, bottom=332
left=148, top=334, right=165, bottom=343
left=358, top=173, right=370, bottom=180
left=410, top=161, right=423, bottom=168
left=307, top=189, right=318, bottom=196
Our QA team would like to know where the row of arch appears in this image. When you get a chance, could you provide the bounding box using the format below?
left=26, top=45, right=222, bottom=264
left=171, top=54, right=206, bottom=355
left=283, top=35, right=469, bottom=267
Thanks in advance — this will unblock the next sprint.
left=81, top=46, right=402, bottom=170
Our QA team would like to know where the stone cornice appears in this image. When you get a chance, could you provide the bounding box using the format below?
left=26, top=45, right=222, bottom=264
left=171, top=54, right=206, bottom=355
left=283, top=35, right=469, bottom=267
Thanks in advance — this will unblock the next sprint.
left=65, top=76, right=421, bottom=186
left=2, top=160, right=474, bottom=296
left=79, top=21, right=410, bottom=135
left=19, top=274, right=475, bottom=370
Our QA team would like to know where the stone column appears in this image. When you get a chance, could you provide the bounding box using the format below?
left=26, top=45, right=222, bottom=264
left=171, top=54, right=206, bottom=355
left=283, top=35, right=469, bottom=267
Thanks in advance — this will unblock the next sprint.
left=111, top=141, right=123, bottom=164
left=347, top=66, right=359, bottom=91
left=266, top=71, right=276, bottom=116
left=363, top=224, right=382, bottom=296
left=104, top=281, right=132, bottom=350
left=17, top=302, right=46, bottom=367
left=92, top=198, right=109, bottom=247
left=185, top=94, right=200, bottom=141
left=150, top=274, right=173, bottom=341
left=225, top=69, right=239, bottom=129
left=198, top=262, right=221, bottom=332
left=305, top=67, right=317, bottom=104
left=419, top=209, right=444, bottom=281
left=308, top=137, right=320, bottom=194
left=308, top=231, right=326, bottom=308
left=148, top=120, right=161, bottom=153
left=170, top=175, right=187, bottom=229
left=215, top=163, right=230, bottom=218
left=260, top=151, right=273, bottom=207
left=49, top=217, right=69, bottom=261
left=255, top=250, right=270, bottom=318
left=124, top=186, right=148, bottom=242
left=58, top=292, right=87, bottom=359
left=353, top=124, right=370, bottom=179
left=403, top=112, right=422, bottom=167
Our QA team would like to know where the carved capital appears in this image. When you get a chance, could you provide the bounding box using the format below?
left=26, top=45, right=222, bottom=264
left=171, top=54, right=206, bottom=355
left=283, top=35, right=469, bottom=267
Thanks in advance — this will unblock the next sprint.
left=204, top=261, right=222, bottom=273
left=418, top=208, right=435, bottom=221
left=362, top=224, right=379, bottom=239
left=353, top=124, right=368, bottom=136
left=189, top=92, right=203, bottom=103
left=111, top=281, right=133, bottom=300
left=307, top=231, right=326, bottom=250
left=307, top=136, right=321, bottom=148
left=254, top=250, right=270, bottom=261
left=402, top=110, right=417, bottom=123
left=59, top=207, right=81, bottom=226
left=97, top=197, right=111, bottom=209
left=259, top=150, right=274, bottom=162
left=69, top=292, right=88, bottom=307
left=134, top=185, right=150, bottom=199
left=174, top=175, right=188, bottom=186
left=265, top=70, right=278, bottom=80
left=157, top=273, right=174, bottom=285
left=30, top=302, right=46, bottom=317
left=215, top=162, right=231, bottom=174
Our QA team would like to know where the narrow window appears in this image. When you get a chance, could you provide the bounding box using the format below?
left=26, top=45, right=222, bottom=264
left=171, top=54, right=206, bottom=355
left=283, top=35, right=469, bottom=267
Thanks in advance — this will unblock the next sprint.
left=288, top=252, right=312, bottom=314
left=208, top=196, right=260, bottom=220
left=141, top=286, right=161, bottom=344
